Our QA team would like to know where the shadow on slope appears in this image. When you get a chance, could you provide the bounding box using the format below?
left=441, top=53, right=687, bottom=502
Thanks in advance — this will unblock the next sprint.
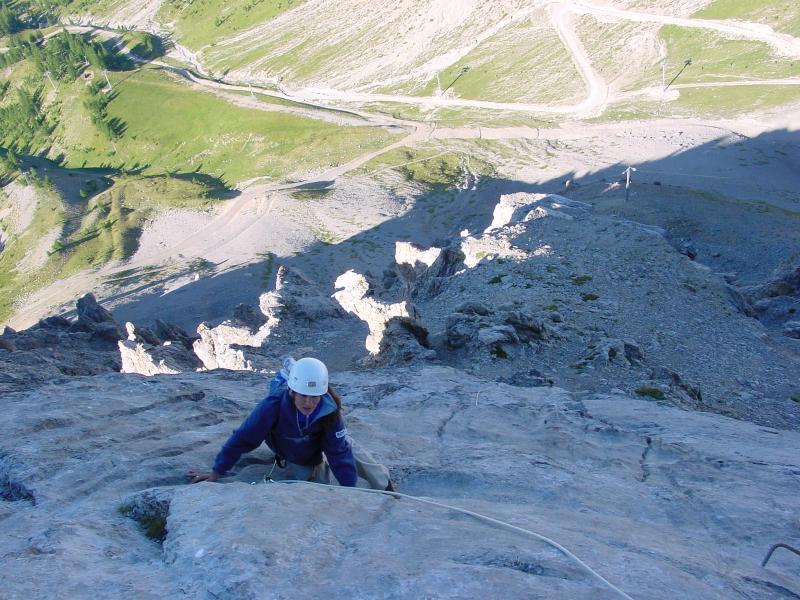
left=107, top=127, right=799, bottom=334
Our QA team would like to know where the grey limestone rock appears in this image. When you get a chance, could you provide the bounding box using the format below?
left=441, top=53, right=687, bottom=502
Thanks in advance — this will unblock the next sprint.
left=154, top=319, right=197, bottom=350
left=782, top=320, right=800, bottom=338
left=119, top=323, right=202, bottom=376
left=454, top=301, right=492, bottom=316
left=477, top=324, right=518, bottom=346
left=504, top=310, right=549, bottom=341
left=75, top=293, right=124, bottom=340
left=0, top=364, right=799, bottom=599
left=370, top=317, right=434, bottom=365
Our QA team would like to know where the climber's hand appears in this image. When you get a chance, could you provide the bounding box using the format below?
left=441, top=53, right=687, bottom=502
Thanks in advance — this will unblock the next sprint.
left=188, top=469, right=220, bottom=484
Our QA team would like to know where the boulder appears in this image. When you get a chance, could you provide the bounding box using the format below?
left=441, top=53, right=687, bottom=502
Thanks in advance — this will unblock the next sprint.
left=590, top=338, right=643, bottom=366
left=74, top=293, right=124, bottom=341
left=454, top=302, right=492, bottom=316
left=504, top=310, right=549, bottom=341
left=649, top=366, right=704, bottom=408
left=370, top=318, right=435, bottom=365
left=444, top=314, right=476, bottom=349
left=477, top=325, right=518, bottom=347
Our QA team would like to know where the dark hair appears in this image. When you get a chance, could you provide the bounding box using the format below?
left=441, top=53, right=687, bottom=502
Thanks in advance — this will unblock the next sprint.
left=320, top=384, right=343, bottom=430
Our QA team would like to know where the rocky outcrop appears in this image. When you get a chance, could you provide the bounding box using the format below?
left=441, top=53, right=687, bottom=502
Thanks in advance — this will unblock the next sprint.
left=193, top=318, right=273, bottom=371
left=271, top=265, right=343, bottom=321
left=646, top=366, right=705, bottom=409
left=586, top=337, right=644, bottom=367
left=484, top=192, right=584, bottom=233
left=393, top=241, right=466, bottom=299
left=0, top=325, right=15, bottom=352
left=2, top=366, right=798, bottom=599
left=191, top=265, right=344, bottom=371
left=740, top=261, right=800, bottom=331
left=119, top=323, right=202, bottom=376
left=334, top=269, right=428, bottom=355
left=0, top=296, right=125, bottom=386
left=370, top=317, right=435, bottom=365
left=70, top=293, right=125, bottom=341
left=445, top=301, right=552, bottom=356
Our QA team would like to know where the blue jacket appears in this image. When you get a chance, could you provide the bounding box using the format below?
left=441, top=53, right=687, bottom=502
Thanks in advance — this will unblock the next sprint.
left=212, top=375, right=357, bottom=486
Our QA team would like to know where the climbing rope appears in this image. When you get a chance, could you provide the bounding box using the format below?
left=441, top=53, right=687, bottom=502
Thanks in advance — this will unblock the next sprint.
left=762, top=542, right=800, bottom=568
left=266, top=478, right=635, bottom=600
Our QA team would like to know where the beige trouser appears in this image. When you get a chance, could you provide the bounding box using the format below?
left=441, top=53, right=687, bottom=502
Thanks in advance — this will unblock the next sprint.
left=267, top=442, right=391, bottom=489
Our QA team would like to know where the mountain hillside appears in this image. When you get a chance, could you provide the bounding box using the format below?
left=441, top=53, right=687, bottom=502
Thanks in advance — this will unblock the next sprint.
left=0, top=3, right=799, bottom=597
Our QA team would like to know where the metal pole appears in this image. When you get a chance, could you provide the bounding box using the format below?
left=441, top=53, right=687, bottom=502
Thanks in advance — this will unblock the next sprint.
left=623, top=166, right=636, bottom=202
left=665, top=58, right=692, bottom=92
left=442, top=66, right=470, bottom=95
left=44, top=71, right=57, bottom=92
left=103, top=69, right=113, bottom=91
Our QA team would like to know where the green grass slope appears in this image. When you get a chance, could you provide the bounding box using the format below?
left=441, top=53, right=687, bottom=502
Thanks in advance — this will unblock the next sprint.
left=694, top=0, right=800, bottom=37
left=0, top=171, right=224, bottom=321
left=381, top=12, right=584, bottom=105
left=157, top=0, right=304, bottom=51
left=54, top=68, right=399, bottom=184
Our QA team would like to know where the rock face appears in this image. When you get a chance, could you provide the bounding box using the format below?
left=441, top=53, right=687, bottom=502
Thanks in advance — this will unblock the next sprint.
left=0, top=295, right=123, bottom=389
left=191, top=265, right=342, bottom=371
left=333, top=269, right=427, bottom=356
left=119, top=323, right=202, bottom=376
left=73, top=293, right=125, bottom=341
left=743, top=261, right=800, bottom=333
left=1, top=366, right=799, bottom=599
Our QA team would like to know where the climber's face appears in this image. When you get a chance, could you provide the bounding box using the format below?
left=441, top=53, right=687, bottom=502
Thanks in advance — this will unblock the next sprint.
left=293, top=392, right=322, bottom=416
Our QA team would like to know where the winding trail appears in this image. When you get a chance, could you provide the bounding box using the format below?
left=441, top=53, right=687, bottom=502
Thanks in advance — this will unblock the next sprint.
left=568, top=0, right=800, bottom=59
left=9, top=1, right=800, bottom=328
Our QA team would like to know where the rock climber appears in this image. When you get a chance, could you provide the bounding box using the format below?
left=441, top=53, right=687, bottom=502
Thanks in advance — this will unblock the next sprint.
left=188, top=357, right=396, bottom=490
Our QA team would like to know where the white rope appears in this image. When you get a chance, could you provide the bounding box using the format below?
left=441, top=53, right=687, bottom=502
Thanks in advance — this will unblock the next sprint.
left=268, top=479, right=635, bottom=600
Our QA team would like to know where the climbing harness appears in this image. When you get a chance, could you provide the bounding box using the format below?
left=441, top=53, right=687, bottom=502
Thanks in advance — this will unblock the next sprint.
left=265, top=478, right=636, bottom=600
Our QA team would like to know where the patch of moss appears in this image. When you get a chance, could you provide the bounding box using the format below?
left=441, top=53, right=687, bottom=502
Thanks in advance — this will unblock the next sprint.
left=570, top=274, right=592, bottom=285
left=491, top=346, right=509, bottom=359
left=488, top=275, right=504, bottom=284
left=580, top=292, right=599, bottom=302
left=636, top=386, right=666, bottom=400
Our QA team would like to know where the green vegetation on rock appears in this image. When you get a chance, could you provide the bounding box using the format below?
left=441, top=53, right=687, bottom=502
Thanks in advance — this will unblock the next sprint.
left=693, top=0, right=800, bottom=37
left=657, top=25, right=800, bottom=84
left=0, top=172, right=223, bottom=321
left=636, top=386, right=666, bottom=400
left=157, top=0, right=304, bottom=50
left=359, top=146, right=495, bottom=190
left=56, top=68, right=399, bottom=184
left=398, top=16, right=583, bottom=105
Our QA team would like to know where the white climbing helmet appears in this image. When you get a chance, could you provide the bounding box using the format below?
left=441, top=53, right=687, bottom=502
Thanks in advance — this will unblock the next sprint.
left=288, top=357, right=328, bottom=396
